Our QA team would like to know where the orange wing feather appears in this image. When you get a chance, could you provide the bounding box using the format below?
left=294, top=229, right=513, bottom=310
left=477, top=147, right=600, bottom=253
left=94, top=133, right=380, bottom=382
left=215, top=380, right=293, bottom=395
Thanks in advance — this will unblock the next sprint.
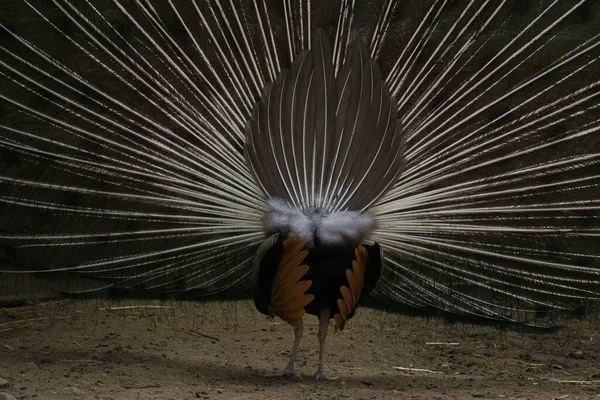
left=278, top=309, right=306, bottom=326
left=271, top=250, right=309, bottom=289
left=273, top=280, right=312, bottom=303
left=271, top=264, right=310, bottom=300
left=334, top=245, right=369, bottom=331
left=337, top=298, right=350, bottom=318
left=340, top=286, right=355, bottom=310
left=346, top=269, right=359, bottom=305
left=269, top=236, right=314, bottom=328
left=334, top=314, right=347, bottom=331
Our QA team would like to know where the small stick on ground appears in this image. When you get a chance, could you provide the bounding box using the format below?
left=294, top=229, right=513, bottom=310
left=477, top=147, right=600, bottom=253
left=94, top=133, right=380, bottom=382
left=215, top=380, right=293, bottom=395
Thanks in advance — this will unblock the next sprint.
left=100, top=305, right=172, bottom=311
left=122, top=383, right=161, bottom=389
left=392, top=366, right=443, bottom=374
left=425, top=342, right=460, bottom=346
left=553, top=379, right=600, bottom=385
left=0, top=316, right=72, bottom=328
left=56, top=359, right=103, bottom=363
left=0, top=327, right=23, bottom=333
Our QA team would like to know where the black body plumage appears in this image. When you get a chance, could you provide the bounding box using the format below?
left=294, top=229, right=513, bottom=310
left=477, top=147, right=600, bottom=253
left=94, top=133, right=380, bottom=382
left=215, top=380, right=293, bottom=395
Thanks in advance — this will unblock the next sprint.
left=301, top=246, right=379, bottom=320
left=254, top=234, right=382, bottom=322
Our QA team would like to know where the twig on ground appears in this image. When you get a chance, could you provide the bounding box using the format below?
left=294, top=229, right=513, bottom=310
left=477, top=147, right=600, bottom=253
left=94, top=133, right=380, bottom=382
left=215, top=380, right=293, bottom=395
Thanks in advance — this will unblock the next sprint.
left=122, top=383, right=161, bottom=389
left=425, top=342, right=460, bottom=346
left=552, top=379, right=600, bottom=385
left=99, top=305, right=172, bottom=311
left=392, top=366, right=443, bottom=374
left=56, top=359, right=103, bottom=363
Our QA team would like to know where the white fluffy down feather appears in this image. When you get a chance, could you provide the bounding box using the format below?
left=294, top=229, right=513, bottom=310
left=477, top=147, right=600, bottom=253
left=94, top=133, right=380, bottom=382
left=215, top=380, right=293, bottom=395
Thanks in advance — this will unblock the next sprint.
left=265, top=198, right=375, bottom=248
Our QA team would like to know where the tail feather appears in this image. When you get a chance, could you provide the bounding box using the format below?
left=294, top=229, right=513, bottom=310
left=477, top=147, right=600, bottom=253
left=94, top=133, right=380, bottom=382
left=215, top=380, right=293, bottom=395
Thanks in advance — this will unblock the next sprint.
left=245, top=30, right=404, bottom=210
left=0, top=0, right=599, bottom=325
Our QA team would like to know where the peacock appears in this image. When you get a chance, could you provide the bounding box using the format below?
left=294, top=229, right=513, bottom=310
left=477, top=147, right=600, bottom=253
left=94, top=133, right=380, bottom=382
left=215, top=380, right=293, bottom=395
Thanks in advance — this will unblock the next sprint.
left=1, top=0, right=599, bottom=379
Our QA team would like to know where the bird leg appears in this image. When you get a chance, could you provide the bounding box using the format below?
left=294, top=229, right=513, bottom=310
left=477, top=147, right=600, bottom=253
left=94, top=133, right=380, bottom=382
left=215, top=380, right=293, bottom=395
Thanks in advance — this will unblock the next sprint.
left=266, top=322, right=303, bottom=378
left=315, top=308, right=338, bottom=380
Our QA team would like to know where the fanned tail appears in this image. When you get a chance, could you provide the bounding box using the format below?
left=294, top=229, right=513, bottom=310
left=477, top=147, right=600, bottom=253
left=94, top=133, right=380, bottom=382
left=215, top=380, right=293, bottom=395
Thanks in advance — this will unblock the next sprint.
left=0, top=1, right=272, bottom=295
left=0, top=1, right=599, bottom=326
left=370, top=0, right=600, bottom=324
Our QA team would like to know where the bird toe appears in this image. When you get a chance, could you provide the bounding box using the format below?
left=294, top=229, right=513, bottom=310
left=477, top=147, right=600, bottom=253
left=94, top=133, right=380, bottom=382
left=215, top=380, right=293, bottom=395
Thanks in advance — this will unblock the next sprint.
left=314, top=371, right=339, bottom=381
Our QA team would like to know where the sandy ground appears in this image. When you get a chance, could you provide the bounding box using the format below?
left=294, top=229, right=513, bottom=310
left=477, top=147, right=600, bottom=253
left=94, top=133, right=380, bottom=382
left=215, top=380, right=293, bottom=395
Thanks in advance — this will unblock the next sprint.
left=0, top=299, right=599, bottom=400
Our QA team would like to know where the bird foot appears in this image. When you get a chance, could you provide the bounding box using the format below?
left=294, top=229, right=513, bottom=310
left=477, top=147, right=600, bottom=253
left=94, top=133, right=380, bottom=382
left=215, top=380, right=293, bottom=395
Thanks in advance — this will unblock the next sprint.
left=266, top=367, right=302, bottom=379
left=314, top=370, right=339, bottom=381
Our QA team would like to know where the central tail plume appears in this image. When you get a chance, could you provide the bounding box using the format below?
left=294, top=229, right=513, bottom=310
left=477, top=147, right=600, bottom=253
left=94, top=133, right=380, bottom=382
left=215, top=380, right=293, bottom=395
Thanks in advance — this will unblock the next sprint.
left=245, top=30, right=404, bottom=212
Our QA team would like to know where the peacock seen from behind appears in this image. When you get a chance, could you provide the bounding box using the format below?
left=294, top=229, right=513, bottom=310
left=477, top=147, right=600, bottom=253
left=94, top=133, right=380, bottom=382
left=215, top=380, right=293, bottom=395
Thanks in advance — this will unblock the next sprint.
left=1, top=0, right=600, bottom=379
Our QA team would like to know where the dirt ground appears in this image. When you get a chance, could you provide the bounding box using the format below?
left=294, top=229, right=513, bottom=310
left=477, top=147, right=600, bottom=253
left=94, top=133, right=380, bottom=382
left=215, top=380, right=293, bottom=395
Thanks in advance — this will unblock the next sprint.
left=0, top=299, right=599, bottom=400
